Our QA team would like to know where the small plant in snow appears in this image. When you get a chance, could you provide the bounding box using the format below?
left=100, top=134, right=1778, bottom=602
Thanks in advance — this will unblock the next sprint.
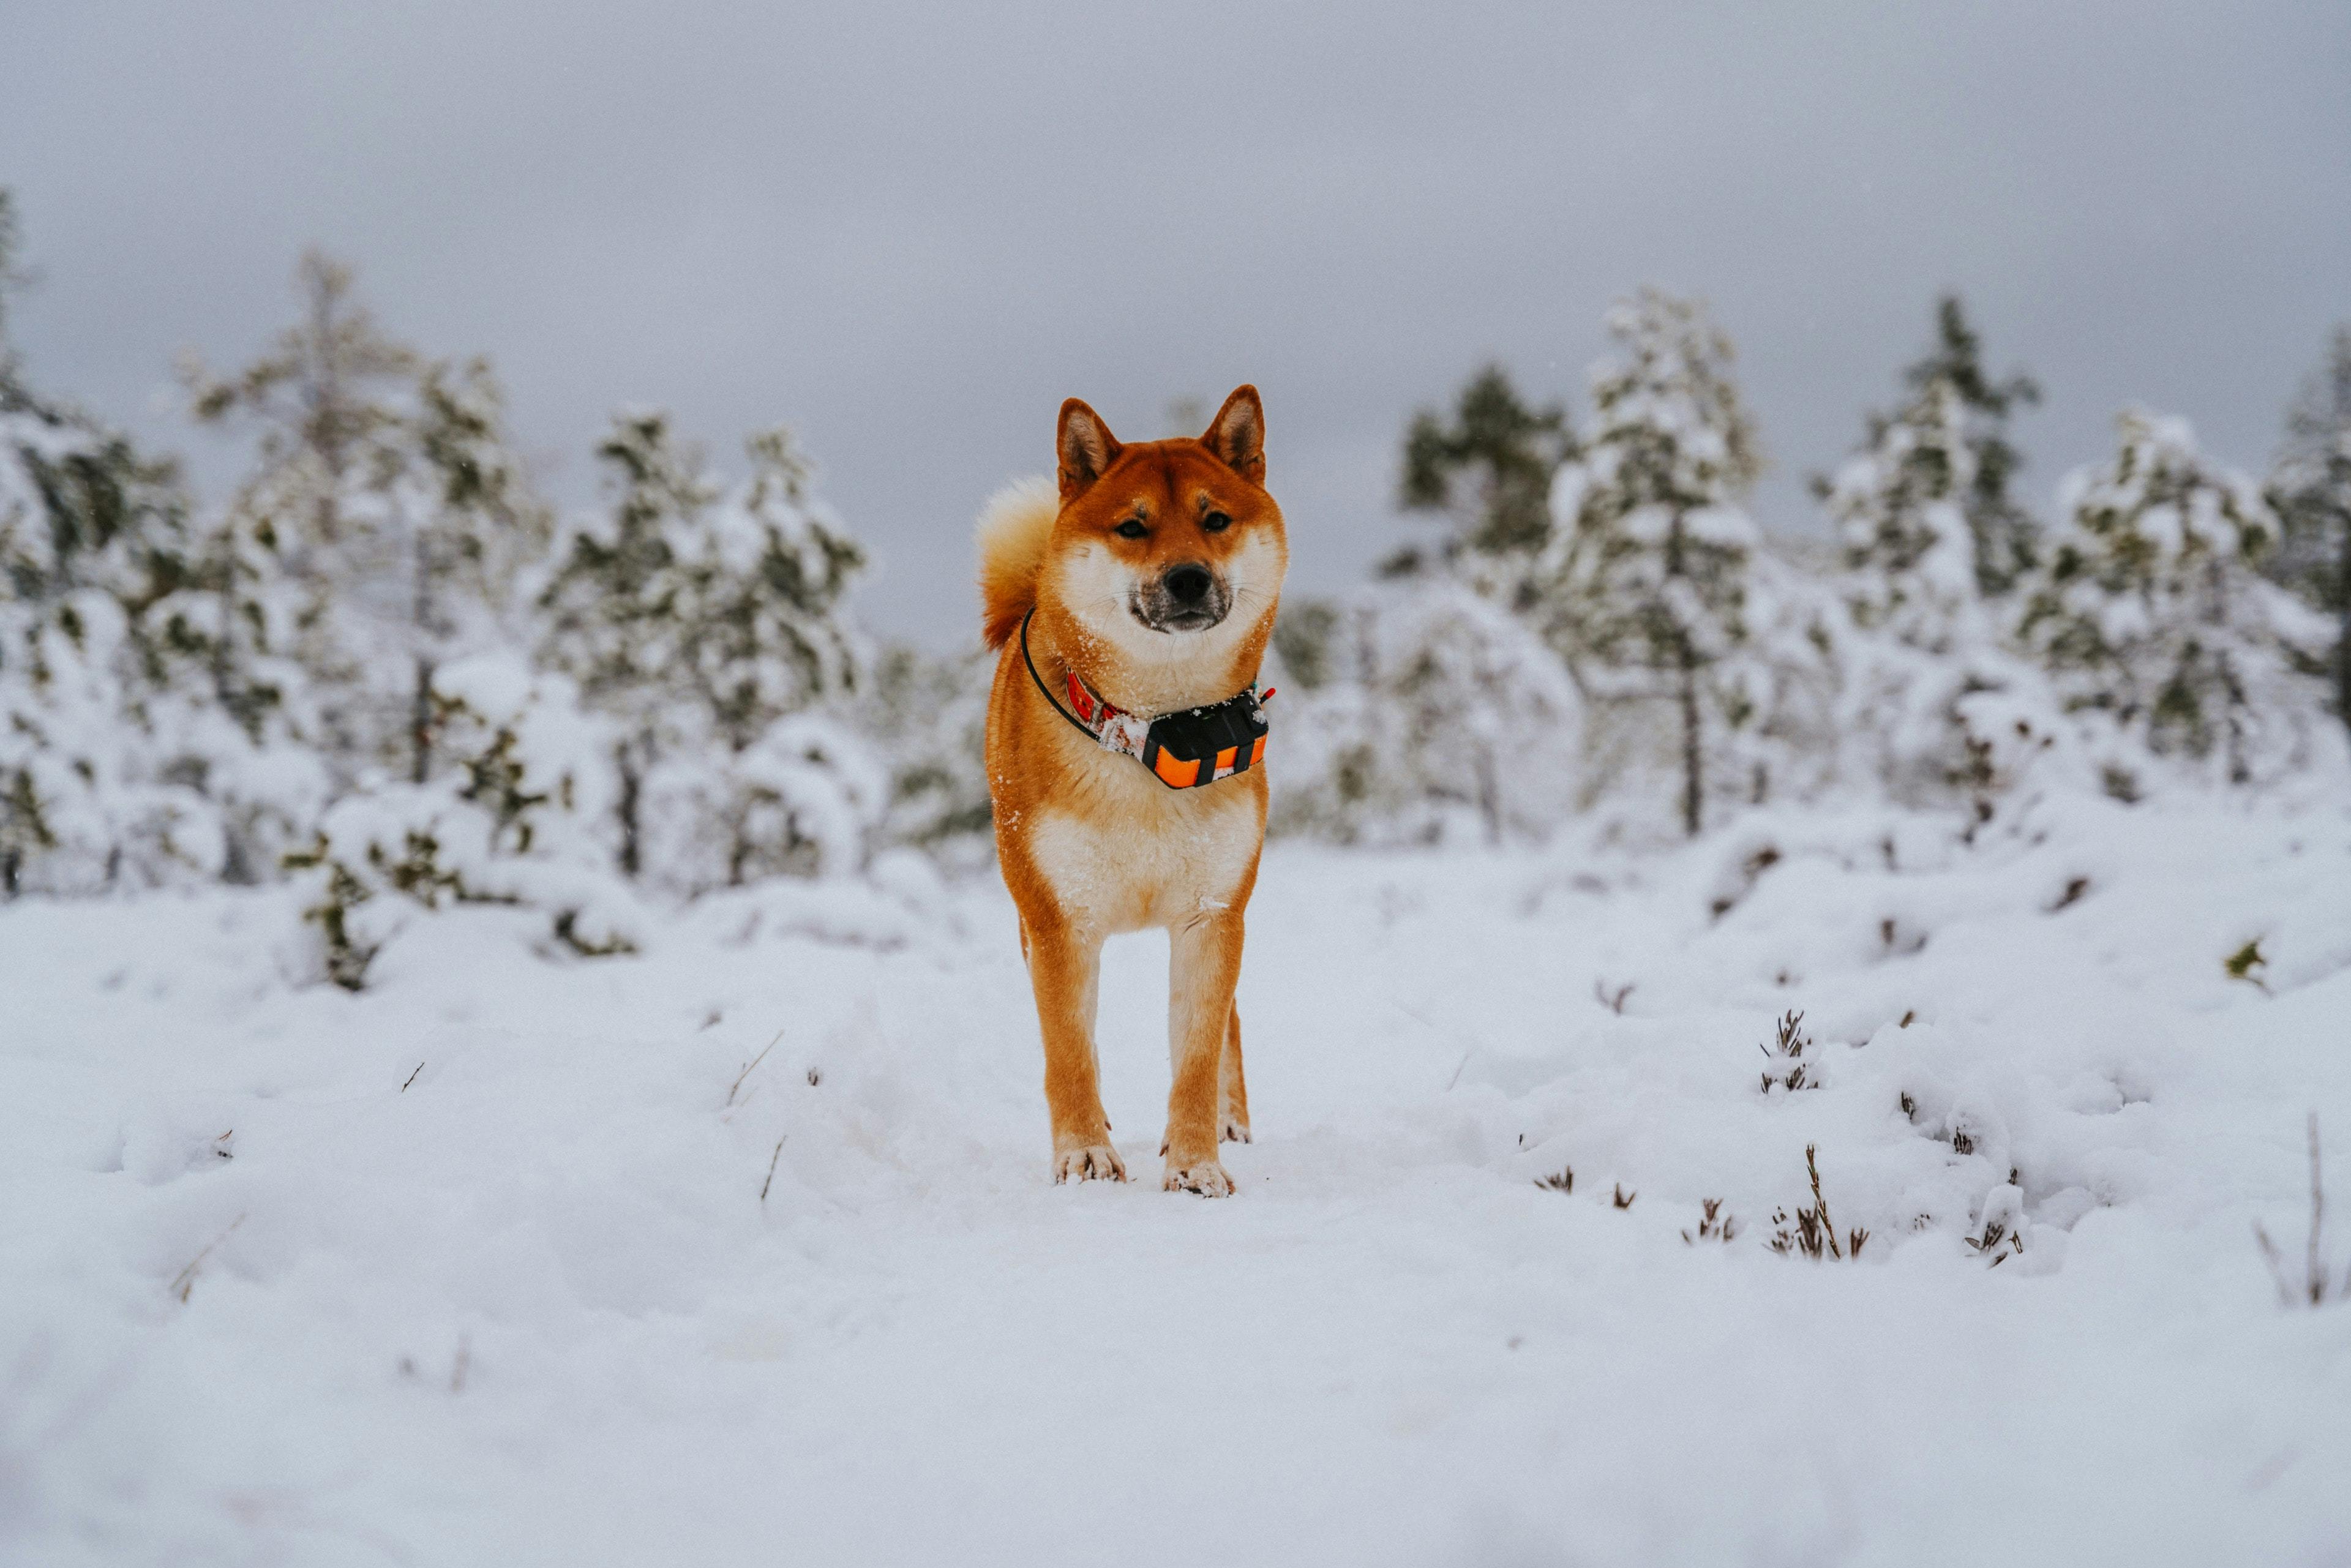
left=1612, top=1183, right=1637, bottom=1209
left=2254, top=1113, right=2348, bottom=1308
left=2224, top=939, right=2269, bottom=989
left=1533, top=1165, right=1575, bottom=1195
left=1768, top=1144, right=1869, bottom=1261
left=1965, top=1217, right=2025, bottom=1267
left=1965, top=1187, right=2028, bottom=1267
left=1683, top=1198, right=1738, bottom=1245
left=1758, top=1007, right=1818, bottom=1092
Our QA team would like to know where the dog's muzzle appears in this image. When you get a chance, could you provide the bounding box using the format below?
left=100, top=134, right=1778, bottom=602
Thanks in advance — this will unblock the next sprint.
left=1132, top=561, right=1231, bottom=632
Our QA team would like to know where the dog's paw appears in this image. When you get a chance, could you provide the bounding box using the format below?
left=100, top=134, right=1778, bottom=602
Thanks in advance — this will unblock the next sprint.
left=1220, top=1114, right=1252, bottom=1145
left=1162, top=1157, right=1235, bottom=1198
left=1053, top=1144, right=1128, bottom=1185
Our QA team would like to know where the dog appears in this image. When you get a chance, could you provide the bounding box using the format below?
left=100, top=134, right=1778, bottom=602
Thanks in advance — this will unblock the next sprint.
left=977, top=386, right=1288, bottom=1195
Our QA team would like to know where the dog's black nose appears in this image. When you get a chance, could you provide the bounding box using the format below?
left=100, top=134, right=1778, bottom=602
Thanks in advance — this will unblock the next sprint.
left=1165, top=563, right=1212, bottom=604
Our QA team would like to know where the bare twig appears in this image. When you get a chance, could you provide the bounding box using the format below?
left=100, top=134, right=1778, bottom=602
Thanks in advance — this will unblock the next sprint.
left=2255, top=1112, right=2341, bottom=1308
left=1533, top=1165, right=1574, bottom=1195
left=450, top=1334, right=470, bottom=1394
left=167, top=1213, right=247, bottom=1303
left=760, top=1136, right=786, bottom=1203
left=400, top=1062, right=424, bottom=1092
left=727, top=1028, right=784, bottom=1107
left=1593, top=979, right=1634, bottom=1015
left=1445, top=1050, right=1472, bottom=1092
left=1611, top=1183, right=1636, bottom=1209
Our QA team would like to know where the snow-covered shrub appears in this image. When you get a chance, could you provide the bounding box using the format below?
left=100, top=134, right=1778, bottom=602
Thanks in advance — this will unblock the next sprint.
left=640, top=711, right=887, bottom=895
left=1269, top=580, right=1582, bottom=846
left=2019, top=408, right=2333, bottom=790
left=0, top=591, right=224, bottom=893
left=285, top=655, right=639, bottom=988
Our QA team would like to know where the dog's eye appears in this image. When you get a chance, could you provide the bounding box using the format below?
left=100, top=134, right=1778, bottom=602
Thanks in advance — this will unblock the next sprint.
left=1202, top=511, right=1232, bottom=533
left=1114, top=519, right=1147, bottom=539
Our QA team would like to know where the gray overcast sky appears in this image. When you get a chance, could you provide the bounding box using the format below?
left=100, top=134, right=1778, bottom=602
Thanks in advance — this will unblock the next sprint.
left=6, top=1, right=2349, bottom=645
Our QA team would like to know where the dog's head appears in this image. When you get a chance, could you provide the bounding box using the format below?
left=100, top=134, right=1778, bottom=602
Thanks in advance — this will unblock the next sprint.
left=1047, top=386, right=1287, bottom=661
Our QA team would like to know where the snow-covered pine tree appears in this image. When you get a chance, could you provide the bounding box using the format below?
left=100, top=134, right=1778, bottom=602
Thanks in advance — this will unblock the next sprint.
left=1817, top=296, right=2039, bottom=641
left=2265, top=324, right=2351, bottom=738
left=657, top=425, right=873, bottom=888
left=1395, top=364, right=1573, bottom=573
left=1268, top=582, right=1583, bottom=846
left=2021, top=408, right=2330, bottom=786
left=1815, top=298, right=2061, bottom=809
left=0, top=190, right=231, bottom=896
left=185, top=251, right=546, bottom=790
left=538, top=413, right=880, bottom=893
left=536, top=409, right=714, bottom=879
left=1539, top=288, right=1780, bottom=836
left=862, top=640, right=994, bottom=857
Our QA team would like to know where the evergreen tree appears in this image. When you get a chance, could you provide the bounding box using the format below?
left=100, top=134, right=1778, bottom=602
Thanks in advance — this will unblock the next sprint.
left=1816, top=296, right=2039, bottom=640
left=0, top=192, right=230, bottom=895
left=185, top=251, right=546, bottom=789
left=863, top=640, right=994, bottom=855
left=1541, top=288, right=1771, bottom=836
left=537, top=409, right=714, bottom=878
left=1815, top=298, right=2055, bottom=809
left=2265, top=324, right=2351, bottom=738
left=1269, top=582, right=1583, bottom=846
left=1397, top=364, right=1573, bottom=568
left=538, top=412, right=877, bottom=891
left=2021, top=408, right=2326, bottom=785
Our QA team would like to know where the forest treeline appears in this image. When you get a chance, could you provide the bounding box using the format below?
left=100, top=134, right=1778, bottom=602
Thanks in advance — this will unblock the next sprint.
left=4, top=192, right=2347, bottom=983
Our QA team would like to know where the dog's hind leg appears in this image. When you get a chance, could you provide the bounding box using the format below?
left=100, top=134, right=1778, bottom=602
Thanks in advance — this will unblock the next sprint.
left=1025, top=917, right=1124, bottom=1184
left=1162, top=912, right=1243, bottom=1195
left=1219, top=1002, right=1251, bottom=1144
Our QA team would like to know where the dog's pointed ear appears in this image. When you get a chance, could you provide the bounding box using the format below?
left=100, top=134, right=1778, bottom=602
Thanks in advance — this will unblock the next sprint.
left=1202, top=385, right=1265, bottom=484
left=1057, top=399, right=1123, bottom=500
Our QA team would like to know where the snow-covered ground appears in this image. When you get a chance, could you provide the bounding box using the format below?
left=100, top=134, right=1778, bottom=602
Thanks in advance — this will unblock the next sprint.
left=6, top=792, right=2351, bottom=1567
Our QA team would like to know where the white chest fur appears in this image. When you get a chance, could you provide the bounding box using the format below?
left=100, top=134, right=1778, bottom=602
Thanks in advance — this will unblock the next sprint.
left=1023, top=759, right=1262, bottom=935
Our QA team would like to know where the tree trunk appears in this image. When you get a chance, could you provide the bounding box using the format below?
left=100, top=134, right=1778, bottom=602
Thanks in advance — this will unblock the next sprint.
left=616, top=738, right=643, bottom=880
left=1676, top=643, right=1703, bottom=838
left=410, top=655, right=435, bottom=786
left=2336, top=519, right=2351, bottom=741
left=1665, top=506, right=1703, bottom=838
left=409, top=520, right=435, bottom=785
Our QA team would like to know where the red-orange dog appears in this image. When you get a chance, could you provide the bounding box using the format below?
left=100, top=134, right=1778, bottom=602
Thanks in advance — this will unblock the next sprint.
left=978, top=388, right=1288, bottom=1195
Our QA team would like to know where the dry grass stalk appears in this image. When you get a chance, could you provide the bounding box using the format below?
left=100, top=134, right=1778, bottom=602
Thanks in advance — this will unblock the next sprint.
left=2254, top=1112, right=2346, bottom=1308
left=167, top=1213, right=247, bottom=1303
left=760, top=1136, right=787, bottom=1203
left=727, top=1027, right=785, bottom=1107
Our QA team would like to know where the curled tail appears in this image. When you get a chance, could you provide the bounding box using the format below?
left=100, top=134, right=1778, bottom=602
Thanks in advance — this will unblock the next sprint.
left=976, top=475, right=1059, bottom=650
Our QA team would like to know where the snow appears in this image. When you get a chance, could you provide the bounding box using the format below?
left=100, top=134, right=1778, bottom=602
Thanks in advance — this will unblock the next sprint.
left=7, top=792, right=2351, bottom=1565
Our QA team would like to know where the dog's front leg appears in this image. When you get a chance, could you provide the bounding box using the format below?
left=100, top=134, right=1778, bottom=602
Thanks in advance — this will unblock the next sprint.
left=1024, top=915, right=1125, bottom=1184
left=1163, top=910, right=1243, bottom=1196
